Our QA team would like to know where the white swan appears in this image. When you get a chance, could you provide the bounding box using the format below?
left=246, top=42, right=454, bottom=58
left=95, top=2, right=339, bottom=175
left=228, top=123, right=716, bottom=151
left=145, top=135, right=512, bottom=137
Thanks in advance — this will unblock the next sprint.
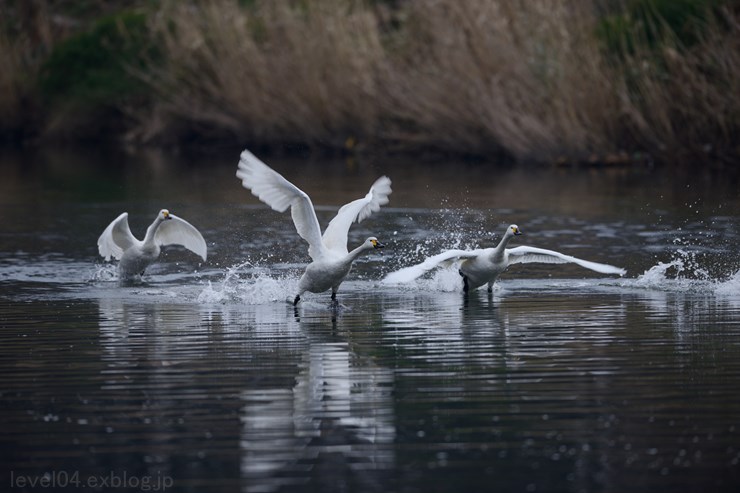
left=383, top=224, right=626, bottom=292
left=236, top=149, right=391, bottom=305
left=97, top=209, right=207, bottom=279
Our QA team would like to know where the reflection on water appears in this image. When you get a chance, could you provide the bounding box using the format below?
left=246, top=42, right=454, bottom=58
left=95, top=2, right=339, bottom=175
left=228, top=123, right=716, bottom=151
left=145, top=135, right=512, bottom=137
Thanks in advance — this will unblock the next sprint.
left=1, top=148, right=740, bottom=492
left=241, top=336, right=395, bottom=492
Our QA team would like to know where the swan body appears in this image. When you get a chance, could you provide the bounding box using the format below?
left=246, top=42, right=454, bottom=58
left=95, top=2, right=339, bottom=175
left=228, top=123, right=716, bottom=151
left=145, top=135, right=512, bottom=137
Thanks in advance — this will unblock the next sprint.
left=97, top=209, right=207, bottom=279
left=383, top=224, right=626, bottom=292
left=236, top=149, right=391, bottom=304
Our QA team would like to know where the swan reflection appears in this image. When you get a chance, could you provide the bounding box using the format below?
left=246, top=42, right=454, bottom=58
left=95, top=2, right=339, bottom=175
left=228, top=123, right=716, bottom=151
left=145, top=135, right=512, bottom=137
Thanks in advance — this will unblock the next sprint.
left=240, top=321, right=395, bottom=492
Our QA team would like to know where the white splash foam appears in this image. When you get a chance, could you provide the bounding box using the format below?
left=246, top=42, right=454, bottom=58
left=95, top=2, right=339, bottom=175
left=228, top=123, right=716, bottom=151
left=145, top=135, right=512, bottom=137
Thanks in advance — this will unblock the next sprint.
left=416, top=267, right=465, bottom=292
left=714, top=269, right=740, bottom=296
left=633, top=260, right=699, bottom=292
left=89, top=264, right=119, bottom=282
left=197, top=261, right=300, bottom=305
left=633, top=246, right=740, bottom=296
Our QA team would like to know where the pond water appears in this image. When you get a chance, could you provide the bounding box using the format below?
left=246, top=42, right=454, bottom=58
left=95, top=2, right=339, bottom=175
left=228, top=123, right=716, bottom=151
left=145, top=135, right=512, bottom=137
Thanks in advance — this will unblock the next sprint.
left=1, top=147, right=740, bottom=492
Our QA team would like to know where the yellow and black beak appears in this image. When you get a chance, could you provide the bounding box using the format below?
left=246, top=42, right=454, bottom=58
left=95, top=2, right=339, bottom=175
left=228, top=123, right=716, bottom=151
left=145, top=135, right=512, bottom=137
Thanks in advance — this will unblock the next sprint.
left=163, top=211, right=172, bottom=220
left=513, top=227, right=522, bottom=235
left=371, top=239, right=385, bottom=249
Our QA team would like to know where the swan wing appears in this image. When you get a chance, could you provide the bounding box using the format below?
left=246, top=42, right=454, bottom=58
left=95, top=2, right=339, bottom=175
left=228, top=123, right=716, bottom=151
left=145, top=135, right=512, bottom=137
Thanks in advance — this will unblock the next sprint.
left=236, top=149, right=325, bottom=260
left=507, top=246, right=626, bottom=275
left=382, top=249, right=483, bottom=284
left=97, top=212, right=137, bottom=261
left=154, top=214, right=208, bottom=261
left=322, top=176, right=392, bottom=253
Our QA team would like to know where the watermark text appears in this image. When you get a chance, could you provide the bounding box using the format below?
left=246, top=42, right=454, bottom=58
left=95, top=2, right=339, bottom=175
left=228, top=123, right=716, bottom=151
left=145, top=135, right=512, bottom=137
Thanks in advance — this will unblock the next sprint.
left=10, top=470, right=173, bottom=491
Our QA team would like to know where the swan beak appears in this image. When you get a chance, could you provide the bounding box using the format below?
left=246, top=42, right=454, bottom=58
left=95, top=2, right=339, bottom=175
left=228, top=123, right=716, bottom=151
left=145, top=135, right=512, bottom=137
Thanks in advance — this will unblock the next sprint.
left=371, top=239, right=385, bottom=249
left=163, top=211, right=172, bottom=220
left=513, top=227, right=522, bottom=235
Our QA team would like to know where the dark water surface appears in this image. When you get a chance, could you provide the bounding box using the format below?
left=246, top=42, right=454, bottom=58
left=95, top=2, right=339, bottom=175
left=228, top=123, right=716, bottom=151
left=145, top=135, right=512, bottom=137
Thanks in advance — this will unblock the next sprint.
left=1, top=148, right=740, bottom=492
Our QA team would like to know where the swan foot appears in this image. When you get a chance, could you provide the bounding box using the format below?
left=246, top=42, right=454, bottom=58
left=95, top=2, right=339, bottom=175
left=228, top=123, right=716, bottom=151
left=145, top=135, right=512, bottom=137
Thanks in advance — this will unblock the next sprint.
left=460, top=272, right=470, bottom=293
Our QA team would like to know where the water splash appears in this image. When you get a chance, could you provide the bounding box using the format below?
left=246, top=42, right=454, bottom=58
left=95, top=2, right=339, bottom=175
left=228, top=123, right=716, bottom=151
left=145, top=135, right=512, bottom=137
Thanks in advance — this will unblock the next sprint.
left=197, top=260, right=299, bottom=305
left=384, top=207, right=490, bottom=276
left=89, top=263, right=119, bottom=282
left=416, top=266, right=466, bottom=292
left=715, top=269, right=740, bottom=296
left=634, top=247, right=740, bottom=295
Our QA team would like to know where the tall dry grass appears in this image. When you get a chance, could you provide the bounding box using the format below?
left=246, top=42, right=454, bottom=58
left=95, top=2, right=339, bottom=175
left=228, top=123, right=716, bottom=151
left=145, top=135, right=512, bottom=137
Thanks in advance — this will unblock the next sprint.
left=2, top=0, right=738, bottom=165
left=142, top=0, right=626, bottom=160
left=381, top=0, right=624, bottom=160
left=144, top=0, right=740, bottom=164
left=136, top=0, right=386, bottom=146
left=0, top=0, right=57, bottom=134
left=613, top=6, right=740, bottom=163
left=0, top=29, right=25, bottom=132
left=0, top=0, right=89, bottom=138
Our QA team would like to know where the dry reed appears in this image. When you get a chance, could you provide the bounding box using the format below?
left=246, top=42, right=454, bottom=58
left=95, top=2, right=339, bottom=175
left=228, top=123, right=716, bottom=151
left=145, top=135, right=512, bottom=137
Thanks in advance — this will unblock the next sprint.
left=614, top=6, right=740, bottom=163
left=2, top=0, right=738, bottom=165
left=0, top=29, right=24, bottom=132
left=136, top=0, right=386, bottom=147
left=380, top=0, right=624, bottom=161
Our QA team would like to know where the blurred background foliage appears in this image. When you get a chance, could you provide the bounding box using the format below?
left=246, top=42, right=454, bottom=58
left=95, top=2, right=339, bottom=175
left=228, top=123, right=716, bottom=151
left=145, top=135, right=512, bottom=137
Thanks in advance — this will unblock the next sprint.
left=0, top=0, right=737, bottom=167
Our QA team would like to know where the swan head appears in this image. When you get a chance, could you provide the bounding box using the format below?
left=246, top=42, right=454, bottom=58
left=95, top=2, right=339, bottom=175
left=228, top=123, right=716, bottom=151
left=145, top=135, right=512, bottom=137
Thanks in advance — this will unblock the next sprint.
left=507, top=224, right=522, bottom=236
left=158, top=209, right=172, bottom=221
left=367, top=237, right=385, bottom=250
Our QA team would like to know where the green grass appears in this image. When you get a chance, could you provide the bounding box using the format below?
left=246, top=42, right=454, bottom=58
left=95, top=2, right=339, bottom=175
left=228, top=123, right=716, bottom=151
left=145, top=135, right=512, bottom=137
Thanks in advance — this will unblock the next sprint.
left=39, top=10, right=155, bottom=107
left=598, top=0, right=732, bottom=56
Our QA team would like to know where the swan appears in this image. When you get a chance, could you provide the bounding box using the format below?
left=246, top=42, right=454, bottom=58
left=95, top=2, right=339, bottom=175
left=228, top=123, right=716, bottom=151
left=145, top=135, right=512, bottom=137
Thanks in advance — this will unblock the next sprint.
left=97, top=209, right=207, bottom=279
left=382, top=224, right=626, bottom=292
left=236, top=149, right=391, bottom=305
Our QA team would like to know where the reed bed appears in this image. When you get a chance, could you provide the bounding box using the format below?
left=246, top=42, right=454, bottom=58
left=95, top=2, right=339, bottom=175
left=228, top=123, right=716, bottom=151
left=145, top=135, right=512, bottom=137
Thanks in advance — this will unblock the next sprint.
left=137, top=0, right=386, bottom=147
left=2, top=0, right=738, bottom=166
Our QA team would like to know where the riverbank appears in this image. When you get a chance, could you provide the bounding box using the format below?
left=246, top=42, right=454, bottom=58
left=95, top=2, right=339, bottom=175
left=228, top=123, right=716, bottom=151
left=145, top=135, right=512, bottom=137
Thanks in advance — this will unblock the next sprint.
left=2, top=0, right=738, bottom=167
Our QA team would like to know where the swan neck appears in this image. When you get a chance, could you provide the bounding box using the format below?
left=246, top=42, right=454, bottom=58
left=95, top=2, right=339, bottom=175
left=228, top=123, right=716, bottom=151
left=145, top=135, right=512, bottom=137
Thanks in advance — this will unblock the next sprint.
left=493, top=232, right=514, bottom=253
left=348, top=243, right=371, bottom=261
left=143, top=217, right=164, bottom=245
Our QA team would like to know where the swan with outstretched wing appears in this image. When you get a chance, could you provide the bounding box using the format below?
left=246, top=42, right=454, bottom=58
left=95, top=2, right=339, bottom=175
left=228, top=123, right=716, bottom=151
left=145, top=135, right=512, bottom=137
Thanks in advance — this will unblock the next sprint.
left=236, top=149, right=391, bottom=305
left=98, top=209, right=207, bottom=279
left=383, top=224, right=625, bottom=292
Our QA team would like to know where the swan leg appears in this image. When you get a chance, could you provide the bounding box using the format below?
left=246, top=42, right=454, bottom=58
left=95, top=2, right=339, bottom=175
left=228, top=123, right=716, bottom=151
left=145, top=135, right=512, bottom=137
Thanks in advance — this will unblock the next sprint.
left=487, top=282, right=494, bottom=293
left=293, top=294, right=301, bottom=306
left=330, top=289, right=340, bottom=308
left=459, top=269, right=470, bottom=293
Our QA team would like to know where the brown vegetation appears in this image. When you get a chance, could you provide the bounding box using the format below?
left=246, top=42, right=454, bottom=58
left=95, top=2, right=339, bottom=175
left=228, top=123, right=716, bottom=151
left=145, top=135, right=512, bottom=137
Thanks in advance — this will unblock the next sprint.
left=136, top=0, right=386, bottom=147
left=1, top=0, right=738, bottom=166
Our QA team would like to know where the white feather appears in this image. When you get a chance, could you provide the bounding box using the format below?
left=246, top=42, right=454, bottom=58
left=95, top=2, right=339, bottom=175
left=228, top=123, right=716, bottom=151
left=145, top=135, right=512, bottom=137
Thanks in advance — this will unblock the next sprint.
left=155, top=214, right=207, bottom=261
left=237, top=149, right=325, bottom=260
left=322, top=176, right=392, bottom=254
left=97, top=212, right=136, bottom=261
left=97, top=210, right=207, bottom=278
left=383, top=224, right=626, bottom=291
left=236, top=149, right=391, bottom=302
left=382, top=249, right=483, bottom=284
left=507, top=246, right=626, bottom=275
